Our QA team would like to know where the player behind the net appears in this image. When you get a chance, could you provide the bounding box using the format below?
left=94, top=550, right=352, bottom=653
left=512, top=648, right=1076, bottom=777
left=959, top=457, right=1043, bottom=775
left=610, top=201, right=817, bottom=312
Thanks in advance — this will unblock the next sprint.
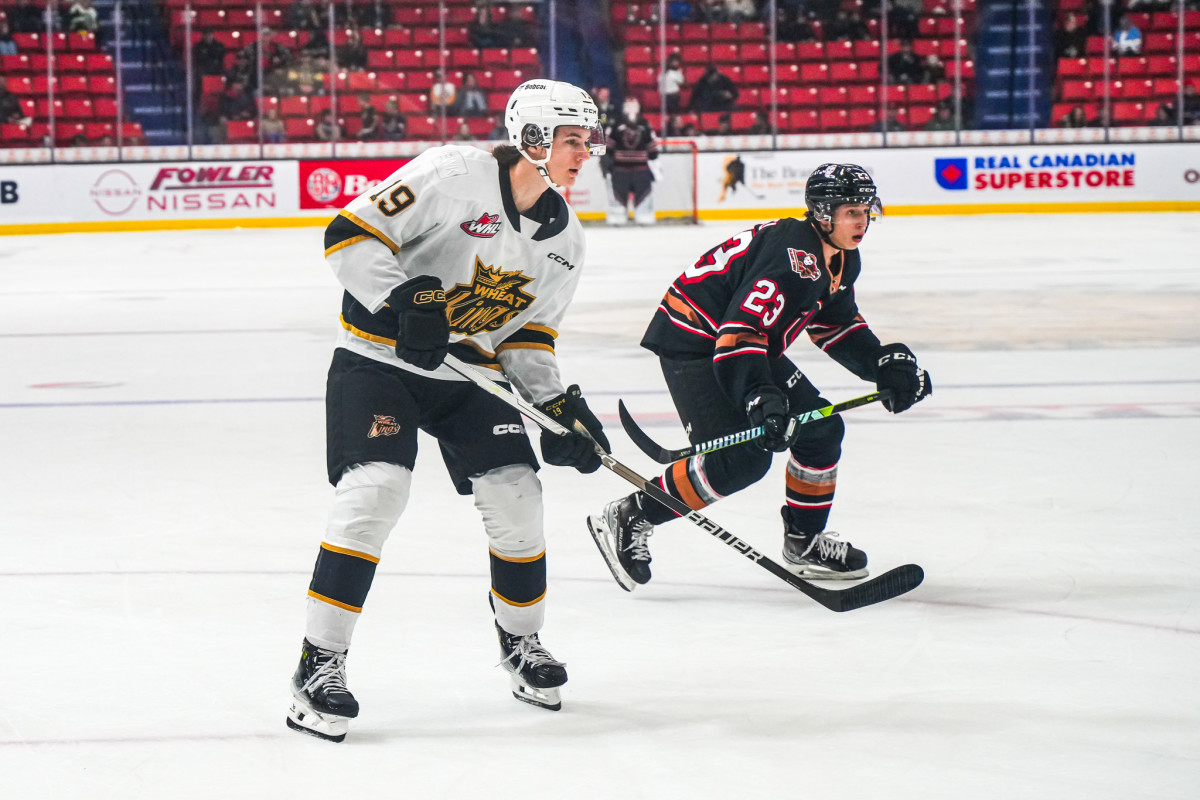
left=587, top=164, right=932, bottom=590
left=287, top=79, right=610, bottom=742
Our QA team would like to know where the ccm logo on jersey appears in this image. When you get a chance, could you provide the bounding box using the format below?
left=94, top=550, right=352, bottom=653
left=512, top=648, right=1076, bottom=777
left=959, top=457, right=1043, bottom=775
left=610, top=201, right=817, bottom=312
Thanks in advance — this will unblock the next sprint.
left=547, top=252, right=575, bottom=270
left=461, top=212, right=502, bottom=237
left=493, top=423, right=525, bottom=435
left=787, top=248, right=820, bottom=280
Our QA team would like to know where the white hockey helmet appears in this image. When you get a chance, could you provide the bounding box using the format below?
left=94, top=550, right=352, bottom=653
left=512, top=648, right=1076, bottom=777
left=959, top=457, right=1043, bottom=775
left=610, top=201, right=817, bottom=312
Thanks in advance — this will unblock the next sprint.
left=505, top=80, right=605, bottom=186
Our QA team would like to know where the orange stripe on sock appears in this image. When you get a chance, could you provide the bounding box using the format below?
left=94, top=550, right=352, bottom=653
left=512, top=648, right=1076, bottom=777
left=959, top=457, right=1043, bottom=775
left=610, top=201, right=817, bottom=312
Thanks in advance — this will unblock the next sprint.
left=669, top=460, right=706, bottom=510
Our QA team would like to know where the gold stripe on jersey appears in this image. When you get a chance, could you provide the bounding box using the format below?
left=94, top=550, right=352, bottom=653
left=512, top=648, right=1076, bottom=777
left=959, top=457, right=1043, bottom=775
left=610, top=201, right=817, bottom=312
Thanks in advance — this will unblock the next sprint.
left=496, top=324, right=558, bottom=355
left=341, top=315, right=397, bottom=346
left=324, top=234, right=373, bottom=257
left=341, top=209, right=400, bottom=254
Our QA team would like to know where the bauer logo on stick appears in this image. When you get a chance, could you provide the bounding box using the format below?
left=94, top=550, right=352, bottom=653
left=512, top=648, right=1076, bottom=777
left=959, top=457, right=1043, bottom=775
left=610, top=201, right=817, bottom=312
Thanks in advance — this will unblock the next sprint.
left=787, top=248, right=821, bottom=280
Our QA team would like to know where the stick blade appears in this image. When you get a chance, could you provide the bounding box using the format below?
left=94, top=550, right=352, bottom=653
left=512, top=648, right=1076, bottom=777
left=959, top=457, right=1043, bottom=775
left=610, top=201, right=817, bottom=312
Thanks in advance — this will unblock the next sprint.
left=617, top=399, right=675, bottom=463
left=828, top=564, right=924, bottom=612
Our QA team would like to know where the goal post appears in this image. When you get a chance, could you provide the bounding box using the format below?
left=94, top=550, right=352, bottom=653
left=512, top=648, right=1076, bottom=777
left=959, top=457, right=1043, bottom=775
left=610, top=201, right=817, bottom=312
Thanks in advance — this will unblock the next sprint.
left=652, top=138, right=699, bottom=224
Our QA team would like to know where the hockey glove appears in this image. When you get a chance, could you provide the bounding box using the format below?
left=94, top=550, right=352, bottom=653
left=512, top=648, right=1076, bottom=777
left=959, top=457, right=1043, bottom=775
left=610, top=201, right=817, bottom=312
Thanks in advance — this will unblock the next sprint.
left=536, top=385, right=611, bottom=474
left=388, top=275, right=450, bottom=370
left=874, top=343, right=933, bottom=413
left=745, top=386, right=799, bottom=452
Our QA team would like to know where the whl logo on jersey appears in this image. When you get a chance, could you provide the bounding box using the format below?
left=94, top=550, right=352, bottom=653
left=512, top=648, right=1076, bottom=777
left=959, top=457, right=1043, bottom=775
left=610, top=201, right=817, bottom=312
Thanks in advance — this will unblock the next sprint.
left=445, top=258, right=535, bottom=334
left=460, top=212, right=501, bottom=237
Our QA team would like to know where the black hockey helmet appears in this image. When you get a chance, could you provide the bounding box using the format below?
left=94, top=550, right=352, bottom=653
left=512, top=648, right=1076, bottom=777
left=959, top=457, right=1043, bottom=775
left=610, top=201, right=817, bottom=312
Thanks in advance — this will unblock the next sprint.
left=804, top=163, right=882, bottom=224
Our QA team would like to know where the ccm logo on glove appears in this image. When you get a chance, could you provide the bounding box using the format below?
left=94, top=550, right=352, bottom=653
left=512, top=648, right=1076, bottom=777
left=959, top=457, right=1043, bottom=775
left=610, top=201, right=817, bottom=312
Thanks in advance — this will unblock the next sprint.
left=874, top=343, right=933, bottom=414
left=388, top=275, right=451, bottom=370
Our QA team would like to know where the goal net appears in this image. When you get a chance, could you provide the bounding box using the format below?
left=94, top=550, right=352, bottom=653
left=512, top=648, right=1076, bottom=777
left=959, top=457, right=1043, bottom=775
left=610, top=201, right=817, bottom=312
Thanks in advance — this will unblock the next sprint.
left=652, top=138, right=699, bottom=224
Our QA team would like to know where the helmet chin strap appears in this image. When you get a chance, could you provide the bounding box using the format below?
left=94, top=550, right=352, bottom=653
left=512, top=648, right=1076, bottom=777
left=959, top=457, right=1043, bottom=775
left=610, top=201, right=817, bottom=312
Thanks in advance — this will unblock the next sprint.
left=813, top=211, right=868, bottom=251
left=520, top=146, right=561, bottom=190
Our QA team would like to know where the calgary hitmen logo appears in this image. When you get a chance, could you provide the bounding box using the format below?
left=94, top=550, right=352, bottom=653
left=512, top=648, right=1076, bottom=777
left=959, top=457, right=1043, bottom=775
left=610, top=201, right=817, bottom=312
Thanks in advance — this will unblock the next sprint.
left=445, top=257, right=535, bottom=334
left=368, top=415, right=401, bottom=438
left=460, top=212, right=501, bottom=238
left=787, top=248, right=821, bottom=280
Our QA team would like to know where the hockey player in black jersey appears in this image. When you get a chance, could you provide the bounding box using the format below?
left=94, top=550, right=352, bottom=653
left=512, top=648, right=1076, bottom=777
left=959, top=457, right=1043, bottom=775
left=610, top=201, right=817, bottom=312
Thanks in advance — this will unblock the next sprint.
left=588, top=163, right=931, bottom=589
left=603, top=97, right=658, bottom=226
left=288, top=80, right=610, bottom=741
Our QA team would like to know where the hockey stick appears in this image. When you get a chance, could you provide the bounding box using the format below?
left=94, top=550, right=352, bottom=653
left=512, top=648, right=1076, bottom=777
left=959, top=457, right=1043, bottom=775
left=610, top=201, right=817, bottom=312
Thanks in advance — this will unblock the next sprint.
left=618, top=391, right=888, bottom=465
left=443, top=355, right=923, bottom=612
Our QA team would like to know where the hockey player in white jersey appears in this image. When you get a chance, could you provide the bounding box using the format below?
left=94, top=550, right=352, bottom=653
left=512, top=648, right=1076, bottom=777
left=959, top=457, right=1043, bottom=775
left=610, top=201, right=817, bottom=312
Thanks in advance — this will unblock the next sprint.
left=287, top=80, right=610, bottom=742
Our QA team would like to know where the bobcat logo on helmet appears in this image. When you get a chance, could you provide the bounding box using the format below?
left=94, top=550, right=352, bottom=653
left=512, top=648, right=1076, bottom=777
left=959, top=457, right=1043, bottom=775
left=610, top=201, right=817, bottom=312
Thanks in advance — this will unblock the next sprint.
left=460, top=212, right=501, bottom=238
left=787, top=248, right=821, bottom=280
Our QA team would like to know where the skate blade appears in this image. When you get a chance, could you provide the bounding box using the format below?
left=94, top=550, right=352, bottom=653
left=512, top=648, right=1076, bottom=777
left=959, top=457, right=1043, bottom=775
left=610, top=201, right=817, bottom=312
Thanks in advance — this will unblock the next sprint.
left=287, top=698, right=350, bottom=742
left=586, top=515, right=636, bottom=592
left=782, top=560, right=869, bottom=581
left=510, top=679, right=562, bottom=712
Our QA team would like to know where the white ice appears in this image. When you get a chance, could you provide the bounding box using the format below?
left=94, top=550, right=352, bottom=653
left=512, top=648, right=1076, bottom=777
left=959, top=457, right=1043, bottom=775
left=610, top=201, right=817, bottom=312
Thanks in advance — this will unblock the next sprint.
left=1, top=212, right=1198, bottom=799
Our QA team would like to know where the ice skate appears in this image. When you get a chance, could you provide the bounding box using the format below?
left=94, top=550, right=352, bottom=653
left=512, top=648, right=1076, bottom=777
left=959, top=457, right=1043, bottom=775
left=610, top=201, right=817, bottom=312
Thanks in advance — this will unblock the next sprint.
left=286, top=639, right=359, bottom=742
left=496, top=624, right=567, bottom=711
left=587, top=494, right=654, bottom=590
left=782, top=527, right=869, bottom=581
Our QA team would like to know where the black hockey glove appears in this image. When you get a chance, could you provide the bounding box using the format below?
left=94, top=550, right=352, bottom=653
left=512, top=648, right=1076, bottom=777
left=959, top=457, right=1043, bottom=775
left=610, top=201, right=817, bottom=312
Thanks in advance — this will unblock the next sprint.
left=874, top=343, right=933, bottom=414
left=745, top=386, right=799, bottom=453
left=535, top=385, right=611, bottom=474
left=388, top=275, right=450, bottom=370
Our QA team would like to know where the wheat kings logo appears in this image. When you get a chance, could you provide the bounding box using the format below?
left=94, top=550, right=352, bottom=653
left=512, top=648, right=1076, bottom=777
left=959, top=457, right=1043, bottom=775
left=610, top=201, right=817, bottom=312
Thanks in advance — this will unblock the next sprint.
left=368, top=415, right=401, bottom=437
left=444, top=258, right=536, bottom=334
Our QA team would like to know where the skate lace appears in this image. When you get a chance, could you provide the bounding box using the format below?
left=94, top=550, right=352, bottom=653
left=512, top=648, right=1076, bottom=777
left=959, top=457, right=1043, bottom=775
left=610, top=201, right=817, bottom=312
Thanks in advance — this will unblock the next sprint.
left=799, top=531, right=848, bottom=564
left=303, top=651, right=350, bottom=696
left=499, top=634, right=564, bottom=674
left=624, top=516, right=654, bottom=562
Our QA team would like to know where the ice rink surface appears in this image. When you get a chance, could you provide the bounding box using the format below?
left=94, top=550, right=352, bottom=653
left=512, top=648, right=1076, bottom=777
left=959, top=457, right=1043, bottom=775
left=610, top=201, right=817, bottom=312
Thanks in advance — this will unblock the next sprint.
left=1, top=211, right=1198, bottom=799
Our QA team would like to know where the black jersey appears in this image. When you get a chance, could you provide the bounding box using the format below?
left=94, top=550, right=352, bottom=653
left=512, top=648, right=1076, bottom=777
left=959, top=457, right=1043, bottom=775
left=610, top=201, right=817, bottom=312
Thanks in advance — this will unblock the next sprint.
left=641, top=216, right=882, bottom=404
left=605, top=117, right=658, bottom=171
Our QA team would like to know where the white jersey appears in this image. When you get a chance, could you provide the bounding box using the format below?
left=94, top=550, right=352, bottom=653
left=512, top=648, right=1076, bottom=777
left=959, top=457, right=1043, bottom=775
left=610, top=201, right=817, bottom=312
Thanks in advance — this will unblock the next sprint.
left=324, top=145, right=587, bottom=403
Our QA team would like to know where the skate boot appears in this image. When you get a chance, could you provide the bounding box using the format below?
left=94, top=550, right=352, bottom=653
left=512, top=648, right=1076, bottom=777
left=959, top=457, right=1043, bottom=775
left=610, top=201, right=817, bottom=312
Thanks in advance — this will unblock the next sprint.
left=496, top=624, right=567, bottom=711
left=782, top=512, right=868, bottom=581
left=286, top=639, right=359, bottom=742
left=586, top=493, right=654, bottom=591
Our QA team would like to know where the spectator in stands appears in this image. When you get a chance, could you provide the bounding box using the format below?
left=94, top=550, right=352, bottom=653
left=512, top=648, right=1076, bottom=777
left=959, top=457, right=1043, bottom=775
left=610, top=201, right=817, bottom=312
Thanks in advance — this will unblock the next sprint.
left=775, top=6, right=815, bottom=42
left=0, top=87, right=24, bottom=125
left=1182, top=85, right=1200, bottom=125
left=456, top=72, right=489, bottom=117
left=725, top=0, right=759, bottom=22
left=282, top=53, right=327, bottom=97
left=1113, top=14, right=1142, bottom=56
left=485, top=115, right=507, bottom=141
left=667, top=1, right=697, bottom=23
left=745, top=109, right=772, bottom=135
left=888, top=0, right=922, bottom=41
left=430, top=69, right=457, bottom=115
left=355, top=94, right=380, bottom=140
left=826, top=9, right=869, bottom=41
left=887, top=40, right=924, bottom=85
left=713, top=112, right=735, bottom=135
left=0, top=21, right=18, bottom=56
left=924, top=103, right=957, bottom=131
left=66, top=0, right=98, bottom=37
left=262, top=106, right=286, bottom=143
left=871, top=107, right=905, bottom=132
left=1059, top=105, right=1089, bottom=127
left=1150, top=101, right=1177, bottom=126
left=291, top=0, right=323, bottom=31
left=697, top=0, right=729, bottom=22
left=452, top=120, right=474, bottom=141
left=659, top=53, right=686, bottom=114
left=227, top=47, right=259, bottom=93
left=193, top=30, right=227, bottom=77
left=315, top=109, right=343, bottom=142
left=381, top=97, right=408, bottom=141
left=689, top=63, right=738, bottom=112
left=1091, top=106, right=1113, bottom=128
left=469, top=2, right=511, bottom=48
left=921, top=53, right=946, bottom=84
left=340, top=28, right=368, bottom=71
left=9, top=0, right=44, bottom=34
left=302, top=25, right=332, bottom=65
left=349, top=0, right=390, bottom=29
left=71, top=133, right=89, bottom=147
left=217, top=79, right=256, bottom=125
left=1055, top=13, right=1088, bottom=60
left=591, top=86, right=616, bottom=129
